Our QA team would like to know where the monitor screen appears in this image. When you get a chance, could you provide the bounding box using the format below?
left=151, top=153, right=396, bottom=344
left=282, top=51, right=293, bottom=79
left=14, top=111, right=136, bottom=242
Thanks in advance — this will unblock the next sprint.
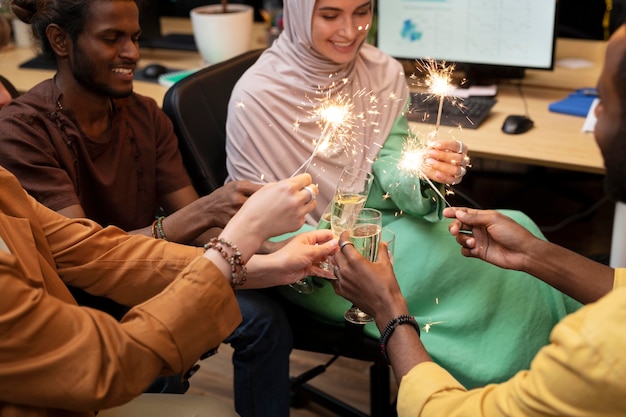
left=377, top=0, right=558, bottom=81
left=138, top=1, right=196, bottom=51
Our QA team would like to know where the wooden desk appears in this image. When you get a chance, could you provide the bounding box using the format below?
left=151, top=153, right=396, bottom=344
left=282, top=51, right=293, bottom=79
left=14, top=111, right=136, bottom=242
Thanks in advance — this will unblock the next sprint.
left=408, top=37, right=606, bottom=175
left=410, top=83, right=604, bottom=175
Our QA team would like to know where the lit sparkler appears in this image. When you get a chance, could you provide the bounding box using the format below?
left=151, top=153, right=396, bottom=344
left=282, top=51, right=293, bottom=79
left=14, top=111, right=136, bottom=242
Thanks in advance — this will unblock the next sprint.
left=398, top=133, right=452, bottom=207
left=291, top=88, right=358, bottom=177
left=412, top=59, right=458, bottom=138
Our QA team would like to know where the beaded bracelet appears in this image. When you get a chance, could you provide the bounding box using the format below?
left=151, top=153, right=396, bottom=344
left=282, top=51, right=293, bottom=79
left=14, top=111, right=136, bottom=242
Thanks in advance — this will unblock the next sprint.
left=155, top=216, right=168, bottom=241
left=379, top=315, right=420, bottom=363
left=150, top=219, right=158, bottom=239
left=203, top=237, right=247, bottom=287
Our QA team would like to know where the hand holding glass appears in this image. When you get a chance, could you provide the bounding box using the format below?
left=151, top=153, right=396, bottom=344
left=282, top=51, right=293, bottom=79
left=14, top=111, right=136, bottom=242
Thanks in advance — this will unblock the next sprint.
left=344, top=208, right=382, bottom=324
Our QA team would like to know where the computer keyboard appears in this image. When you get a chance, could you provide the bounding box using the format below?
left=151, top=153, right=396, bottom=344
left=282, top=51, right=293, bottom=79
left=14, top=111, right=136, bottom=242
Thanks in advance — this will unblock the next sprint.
left=139, top=34, right=197, bottom=51
left=19, top=55, right=57, bottom=70
left=407, top=92, right=497, bottom=129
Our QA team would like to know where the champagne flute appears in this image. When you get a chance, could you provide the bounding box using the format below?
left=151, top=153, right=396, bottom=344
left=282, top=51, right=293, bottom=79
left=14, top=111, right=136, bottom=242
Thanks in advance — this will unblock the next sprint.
left=381, top=228, right=396, bottom=263
left=344, top=208, right=382, bottom=324
left=315, top=202, right=333, bottom=272
left=330, top=167, right=374, bottom=238
left=288, top=203, right=333, bottom=294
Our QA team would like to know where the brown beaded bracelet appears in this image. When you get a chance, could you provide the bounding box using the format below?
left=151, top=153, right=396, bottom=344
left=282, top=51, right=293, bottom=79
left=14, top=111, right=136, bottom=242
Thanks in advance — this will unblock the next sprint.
left=379, top=315, right=420, bottom=363
left=155, top=216, right=168, bottom=241
left=150, top=219, right=158, bottom=239
left=203, top=237, right=247, bottom=287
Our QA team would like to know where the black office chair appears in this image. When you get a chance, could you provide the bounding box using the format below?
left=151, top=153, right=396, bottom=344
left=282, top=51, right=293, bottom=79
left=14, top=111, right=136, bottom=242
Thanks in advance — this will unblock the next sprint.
left=0, top=75, right=20, bottom=100
left=162, top=49, right=396, bottom=417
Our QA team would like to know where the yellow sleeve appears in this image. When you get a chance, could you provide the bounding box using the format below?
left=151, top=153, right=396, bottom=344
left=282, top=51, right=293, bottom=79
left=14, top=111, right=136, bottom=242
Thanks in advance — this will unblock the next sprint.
left=613, top=268, right=626, bottom=289
left=397, top=289, right=626, bottom=417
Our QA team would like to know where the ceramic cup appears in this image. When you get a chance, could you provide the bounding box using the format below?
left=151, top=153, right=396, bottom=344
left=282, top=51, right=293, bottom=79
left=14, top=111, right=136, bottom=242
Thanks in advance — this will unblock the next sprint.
left=11, top=18, right=33, bottom=48
left=190, top=4, right=254, bottom=65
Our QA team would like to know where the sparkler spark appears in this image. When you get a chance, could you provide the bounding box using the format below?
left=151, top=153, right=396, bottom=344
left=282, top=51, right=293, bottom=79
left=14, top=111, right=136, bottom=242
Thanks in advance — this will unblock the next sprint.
left=398, top=134, right=452, bottom=207
left=422, top=320, right=445, bottom=333
left=422, top=59, right=455, bottom=137
left=290, top=87, right=362, bottom=177
left=290, top=74, right=406, bottom=179
left=291, top=98, right=354, bottom=176
left=411, top=59, right=461, bottom=138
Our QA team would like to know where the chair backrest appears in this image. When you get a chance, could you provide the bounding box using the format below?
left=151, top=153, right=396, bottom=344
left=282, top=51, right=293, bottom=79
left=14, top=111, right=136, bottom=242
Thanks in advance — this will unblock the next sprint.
left=162, top=48, right=264, bottom=196
left=0, top=75, right=20, bottom=100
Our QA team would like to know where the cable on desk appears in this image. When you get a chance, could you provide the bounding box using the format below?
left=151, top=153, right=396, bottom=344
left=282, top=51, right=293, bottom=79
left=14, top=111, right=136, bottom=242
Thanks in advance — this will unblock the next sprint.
left=539, top=195, right=610, bottom=233
left=515, top=80, right=531, bottom=120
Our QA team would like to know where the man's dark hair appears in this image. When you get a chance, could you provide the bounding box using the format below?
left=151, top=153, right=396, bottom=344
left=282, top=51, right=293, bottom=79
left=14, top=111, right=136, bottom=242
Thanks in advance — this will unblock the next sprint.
left=11, top=0, right=142, bottom=60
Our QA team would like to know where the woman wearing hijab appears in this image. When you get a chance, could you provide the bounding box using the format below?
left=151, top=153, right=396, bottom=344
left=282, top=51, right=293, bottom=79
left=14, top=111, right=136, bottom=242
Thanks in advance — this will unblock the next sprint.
left=225, top=0, right=581, bottom=388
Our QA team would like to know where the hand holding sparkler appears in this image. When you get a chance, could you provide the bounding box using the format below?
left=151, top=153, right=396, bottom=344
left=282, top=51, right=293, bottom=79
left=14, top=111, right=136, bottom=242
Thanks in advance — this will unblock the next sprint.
left=443, top=206, right=536, bottom=270
left=422, top=140, right=471, bottom=186
left=396, top=132, right=469, bottom=206
left=397, top=59, right=471, bottom=206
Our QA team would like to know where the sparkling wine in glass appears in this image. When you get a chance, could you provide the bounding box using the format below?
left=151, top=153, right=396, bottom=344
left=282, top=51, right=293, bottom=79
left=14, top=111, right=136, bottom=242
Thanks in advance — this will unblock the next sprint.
left=331, top=193, right=367, bottom=237
left=330, top=167, right=373, bottom=238
left=314, top=202, right=334, bottom=274
left=344, top=208, right=382, bottom=325
left=381, top=228, right=396, bottom=264
left=317, top=203, right=332, bottom=230
left=288, top=203, right=334, bottom=293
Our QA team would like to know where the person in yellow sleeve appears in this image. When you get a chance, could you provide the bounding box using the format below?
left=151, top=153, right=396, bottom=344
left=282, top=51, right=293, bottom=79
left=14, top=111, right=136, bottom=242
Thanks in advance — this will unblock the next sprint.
left=331, top=22, right=626, bottom=417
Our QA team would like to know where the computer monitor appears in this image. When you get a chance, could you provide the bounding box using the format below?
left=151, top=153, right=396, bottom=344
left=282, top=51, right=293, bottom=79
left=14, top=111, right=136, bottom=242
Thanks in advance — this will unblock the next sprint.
left=138, top=1, right=197, bottom=51
left=377, top=0, right=558, bottom=84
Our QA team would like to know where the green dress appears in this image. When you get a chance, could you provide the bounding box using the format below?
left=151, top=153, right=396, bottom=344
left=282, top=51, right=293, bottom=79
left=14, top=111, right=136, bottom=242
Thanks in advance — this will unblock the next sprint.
left=277, top=115, right=581, bottom=389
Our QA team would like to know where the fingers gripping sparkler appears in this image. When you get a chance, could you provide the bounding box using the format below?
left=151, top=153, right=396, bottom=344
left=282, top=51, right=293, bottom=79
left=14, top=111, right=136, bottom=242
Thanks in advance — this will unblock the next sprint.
left=398, top=134, right=452, bottom=207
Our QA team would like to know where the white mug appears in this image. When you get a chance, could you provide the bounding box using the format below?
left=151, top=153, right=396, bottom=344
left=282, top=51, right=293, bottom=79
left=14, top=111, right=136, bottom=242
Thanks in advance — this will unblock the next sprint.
left=190, top=4, right=254, bottom=66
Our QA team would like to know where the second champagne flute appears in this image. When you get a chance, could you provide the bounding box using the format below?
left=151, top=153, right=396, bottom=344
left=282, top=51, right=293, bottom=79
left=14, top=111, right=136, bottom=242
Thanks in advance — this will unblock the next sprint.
left=330, top=166, right=374, bottom=238
left=344, top=208, right=382, bottom=325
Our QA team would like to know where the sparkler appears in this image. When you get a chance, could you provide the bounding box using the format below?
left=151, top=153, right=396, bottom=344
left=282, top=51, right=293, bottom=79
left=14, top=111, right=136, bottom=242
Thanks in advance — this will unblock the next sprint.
left=290, top=88, right=358, bottom=177
left=397, top=59, right=472, bottom=206
left=412, top=59, right=458, bottom=138
left=398, top=133, right=452, bottom=207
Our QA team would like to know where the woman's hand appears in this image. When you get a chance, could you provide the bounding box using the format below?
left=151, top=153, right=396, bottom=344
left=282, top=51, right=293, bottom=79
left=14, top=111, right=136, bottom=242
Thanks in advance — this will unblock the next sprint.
left=422, top=140, right=470, bottom=185
left=242, top=230, right=338, bottom=288
left=222, top=174, right=318, bottom=250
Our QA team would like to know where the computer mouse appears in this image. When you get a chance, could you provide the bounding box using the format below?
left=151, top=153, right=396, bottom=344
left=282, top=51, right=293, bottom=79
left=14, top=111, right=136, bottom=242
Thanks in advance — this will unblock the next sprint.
left=502, top=115, right=534, bottom=134
left=142, top=63, right=168, bottom=79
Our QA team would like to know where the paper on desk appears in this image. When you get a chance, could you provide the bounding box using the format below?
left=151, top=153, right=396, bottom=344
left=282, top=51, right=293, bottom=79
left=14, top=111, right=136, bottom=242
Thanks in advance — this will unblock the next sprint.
left=582, top=97, right=599, bottom=132
left=158, top=68, right=201, bottom=88
left=556, top=58, right=594, bottom=69
left=448, top=85, right=497, bottom=98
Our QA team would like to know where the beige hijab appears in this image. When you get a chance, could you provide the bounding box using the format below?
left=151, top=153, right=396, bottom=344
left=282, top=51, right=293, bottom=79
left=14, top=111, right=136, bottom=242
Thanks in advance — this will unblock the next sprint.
left=226, top=0, right=409, bottom=223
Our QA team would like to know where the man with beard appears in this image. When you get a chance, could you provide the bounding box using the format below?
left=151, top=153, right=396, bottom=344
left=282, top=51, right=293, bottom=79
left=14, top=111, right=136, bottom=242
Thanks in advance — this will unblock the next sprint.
left=0, top=1, right=295, bottom=416
left=331, top=23, right=626, bottom=416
